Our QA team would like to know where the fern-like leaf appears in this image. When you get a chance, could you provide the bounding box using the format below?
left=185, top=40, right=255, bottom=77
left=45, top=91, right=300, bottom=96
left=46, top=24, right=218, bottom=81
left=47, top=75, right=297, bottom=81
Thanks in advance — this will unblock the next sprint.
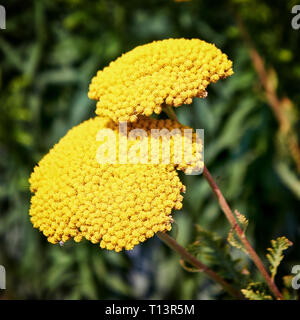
left=266, top=236, right=293, bottom=280
left=186, top=225, right=248, bottom=287
left=241, top=282, right=273, bottom=300
left=227, top=210, right=248, bottom=253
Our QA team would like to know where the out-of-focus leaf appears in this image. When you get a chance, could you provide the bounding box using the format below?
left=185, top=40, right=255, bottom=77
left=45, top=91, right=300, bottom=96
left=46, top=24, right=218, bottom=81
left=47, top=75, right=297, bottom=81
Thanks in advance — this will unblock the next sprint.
left=104, top=273, right=132, bottom=297
left=275, top=161, right=300, bottom=199
left=241, top=282, right=273, bottom=300
left=186, top=225, right=248, bottom=286
left=227, top=210, right=248, bottom=253
left=266, top=236, right=293, bottom=280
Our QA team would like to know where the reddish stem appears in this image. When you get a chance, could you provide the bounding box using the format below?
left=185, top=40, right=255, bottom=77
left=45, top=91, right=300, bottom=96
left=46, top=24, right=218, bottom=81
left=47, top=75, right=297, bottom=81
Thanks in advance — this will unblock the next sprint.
left=203, top=166, right=284, bottom=300
left=157, top=232, right=244, bottom=299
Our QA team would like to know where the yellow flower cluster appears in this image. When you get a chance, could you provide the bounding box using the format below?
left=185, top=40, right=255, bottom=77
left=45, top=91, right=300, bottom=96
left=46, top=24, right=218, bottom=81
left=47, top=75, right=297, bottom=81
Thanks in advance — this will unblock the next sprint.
left=29, top=117, right=190, bottom=252
left=29, top=38, right=231, bottom=252
left=88, top=38, right=233, bottom=123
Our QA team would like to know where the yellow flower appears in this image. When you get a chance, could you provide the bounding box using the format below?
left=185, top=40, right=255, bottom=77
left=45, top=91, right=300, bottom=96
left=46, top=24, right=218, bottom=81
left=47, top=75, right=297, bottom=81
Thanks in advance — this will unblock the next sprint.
left=88, top=38, right=233, bottom=123
left=29, top=117, right=202, bottom=252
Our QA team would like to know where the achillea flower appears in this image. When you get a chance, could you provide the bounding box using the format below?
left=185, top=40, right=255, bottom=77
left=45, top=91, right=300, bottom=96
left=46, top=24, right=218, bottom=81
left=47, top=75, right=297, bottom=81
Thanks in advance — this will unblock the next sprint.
left=29, top=117, right=202, bottom=252
left=88, top=38, right=233, bottom=123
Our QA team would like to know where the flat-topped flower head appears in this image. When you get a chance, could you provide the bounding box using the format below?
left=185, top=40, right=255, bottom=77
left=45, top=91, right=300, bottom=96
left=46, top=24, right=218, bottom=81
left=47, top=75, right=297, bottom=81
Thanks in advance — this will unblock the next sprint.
left=29, top=117, right=202, bottom=252
left=88, top=38, right=233, bottom=122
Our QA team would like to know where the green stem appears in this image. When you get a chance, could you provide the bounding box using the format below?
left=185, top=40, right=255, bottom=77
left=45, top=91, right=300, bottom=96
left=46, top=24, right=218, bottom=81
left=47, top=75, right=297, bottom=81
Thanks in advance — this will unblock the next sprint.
left=164, top=105, right=179, bottom=121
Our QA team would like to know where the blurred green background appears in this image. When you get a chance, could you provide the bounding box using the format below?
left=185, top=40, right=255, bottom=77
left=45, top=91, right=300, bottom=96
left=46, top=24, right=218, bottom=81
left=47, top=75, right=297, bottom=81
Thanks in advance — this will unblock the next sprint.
left=0, top=0, right=300, bottom=299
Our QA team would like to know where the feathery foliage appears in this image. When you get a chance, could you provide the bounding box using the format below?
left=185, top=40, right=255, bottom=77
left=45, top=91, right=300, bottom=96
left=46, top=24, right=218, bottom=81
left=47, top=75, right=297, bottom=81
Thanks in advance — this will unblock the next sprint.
left=227, top=210, right=248, bottom=253
left=186, top=225, right=248, bottom=288
left=266, top=237, right=293, bottom=281
left=241, top=282, right=273, bottom=300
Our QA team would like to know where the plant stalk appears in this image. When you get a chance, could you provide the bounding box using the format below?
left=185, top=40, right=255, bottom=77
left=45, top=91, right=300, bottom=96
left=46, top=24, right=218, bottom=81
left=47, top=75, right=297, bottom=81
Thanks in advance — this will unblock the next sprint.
left=157, top=232, right=244, bottom=299
left=203, top=166, right=284, bottom=300
left=164, top=105, right=179, bottom=121
left=164, top=104, right=284, bottom=299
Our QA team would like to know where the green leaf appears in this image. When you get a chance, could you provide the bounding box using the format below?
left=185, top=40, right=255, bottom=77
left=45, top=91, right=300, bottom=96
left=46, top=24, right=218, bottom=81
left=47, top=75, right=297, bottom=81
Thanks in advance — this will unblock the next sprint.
left=186, top=225, right=248, bottom=286
left=274, top=161, right=300, bottom=199
left=235, top=210, right=249, bottom=230
left=103, top=273, right=132, bottom=297
left=241, top=282, right=273, bottom=300
left=227, top=210, right=248, bottom=253
left=266, top=237, right=293, bottom=280
left=205, top=97, right=256, bottom=162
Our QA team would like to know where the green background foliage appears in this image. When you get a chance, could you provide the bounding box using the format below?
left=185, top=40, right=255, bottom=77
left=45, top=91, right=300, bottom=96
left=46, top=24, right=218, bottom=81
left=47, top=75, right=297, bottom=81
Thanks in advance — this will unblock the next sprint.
left=0, top=0, right=299, bottom=299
